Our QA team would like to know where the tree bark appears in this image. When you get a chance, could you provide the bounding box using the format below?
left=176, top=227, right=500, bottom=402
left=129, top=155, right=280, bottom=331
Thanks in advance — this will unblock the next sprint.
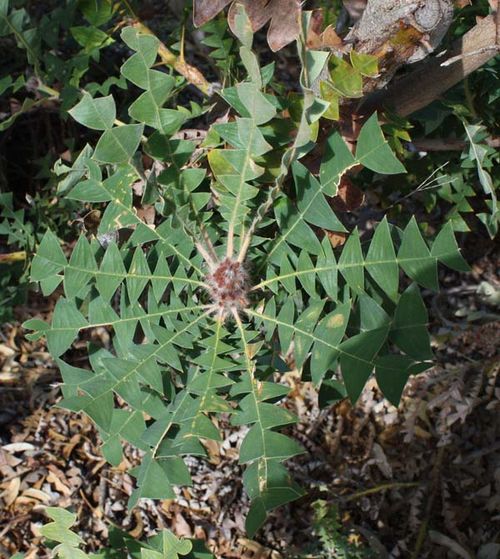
left=359, top=14, right=498, bottom=117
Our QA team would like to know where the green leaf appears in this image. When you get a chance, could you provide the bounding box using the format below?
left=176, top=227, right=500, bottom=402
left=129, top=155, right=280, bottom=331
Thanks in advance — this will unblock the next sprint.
left=375, top=355, right=415, bottom=407
left=398, top=218, right=438, bottom=291
left=292, top=161, right=346, bottom=232
left=304, top=50, right=329, bottom=84
left=365, top=218, right=399, bottom=300
left=233, top=319, right=304, bottom=534
left=329, top=56, right=362, bottom=98
left=80, top=0, right=114, bottom=26
left=93, top=124, right=144, bottom=163
left=320, top=131, right=356, bottom=196
left=120, top=27, right=159, bottom=87
left=464, top=122, right=497, bottom=216
left=236, top=82, right=276, bottom=125
left=230, top=2, right=253, bottom=48
left=390, top=283, right=432, bottom=360
left=31, top=229, right=66, bottom=281
left=350, top=50, right=378, bottom=77
left=128, top=452, right=176, bottom=510
left=69, top=92, right=116, bottom=130
left=244, top=460, right=303, bottom=537
left=64, top=235, right=98, bottom=298
left=431, top=221, right=470, bottom=272
left=339, top=327, right=388, bottom=403
left=40, top=508, right=83, bottom=547
left=356, top=114, right=406, bottom=175
left=338, top=229, right=364, bottom=294
left=319, top=81, right=340, bottom=121
left=310, top=303, right=350, bottom=385
left=46, top=299, right=87, bottom=356
left=70, top=26, right=113, bottom=53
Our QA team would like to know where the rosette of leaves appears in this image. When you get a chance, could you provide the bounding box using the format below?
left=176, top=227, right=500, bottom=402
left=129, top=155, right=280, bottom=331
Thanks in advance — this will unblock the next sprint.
left=25, top=17, right=468, bottom=536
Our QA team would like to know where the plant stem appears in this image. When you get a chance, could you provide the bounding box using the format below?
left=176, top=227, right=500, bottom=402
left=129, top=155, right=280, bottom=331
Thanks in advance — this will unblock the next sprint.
left=132, top=22, right=212, bottom=96
left=0, top=251, right=27, bottom=263
left=342, top=481, right=421, bottom=502
left=411, top=446, right=445, bottom=559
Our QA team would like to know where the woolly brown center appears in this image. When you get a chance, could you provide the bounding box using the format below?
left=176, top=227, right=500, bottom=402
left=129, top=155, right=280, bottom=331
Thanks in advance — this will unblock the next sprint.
left=206, top=258, right=249, bottom=313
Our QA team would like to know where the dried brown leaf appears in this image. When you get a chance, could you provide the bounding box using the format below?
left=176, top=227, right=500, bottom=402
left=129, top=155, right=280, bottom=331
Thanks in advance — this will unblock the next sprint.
left=21, top=488, right=51, bottom=503
left=193, top=0, right=232, bottom=27
left=128, top=509, right=144, bottom=539
left=1, top=477, right=21, bottom=507
left=326, top=230, right=348, bottom=248
left=330, top=176, right=364, bottom=212
left=266, top=0, right=301, bottom=52
left=228, top=0, right=271, bottom=33
left=306, top=10, right=344, bottom=49
left=174, top=512, right=193, bottom=538
left=322, top=25, right=344, bottom=49
left=195, top=0, right=301, bottom=52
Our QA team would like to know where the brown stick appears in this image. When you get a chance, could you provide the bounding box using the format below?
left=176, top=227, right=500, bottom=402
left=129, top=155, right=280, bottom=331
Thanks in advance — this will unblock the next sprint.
left=360, top=15, right=498, bottom=117
left=411, top=136, right=500, bottom=151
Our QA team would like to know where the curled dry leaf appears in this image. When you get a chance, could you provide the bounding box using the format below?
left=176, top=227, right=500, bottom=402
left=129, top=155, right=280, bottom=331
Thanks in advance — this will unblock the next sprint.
left=2, top=477, right=21, bottom=507
left=193, top=0, right=301, bottom=51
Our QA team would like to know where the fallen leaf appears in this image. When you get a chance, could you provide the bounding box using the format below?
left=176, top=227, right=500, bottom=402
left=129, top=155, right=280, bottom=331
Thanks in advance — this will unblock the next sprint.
left=128, top=509, right=144, bottom=538
left=2, top=443, right=36, bottom=453
left=174, top=512, right=192, bottom=538
left=21, top=488, right=51, bottom=503
left=1, top=477, right=21, bottom=506
left=265, top=0, right=301, bottom=52
left=330, top=176, right=364, bottom=212
left=326, top=230, right=348, bottom=248
left=46, top=470, right=72, bottom=496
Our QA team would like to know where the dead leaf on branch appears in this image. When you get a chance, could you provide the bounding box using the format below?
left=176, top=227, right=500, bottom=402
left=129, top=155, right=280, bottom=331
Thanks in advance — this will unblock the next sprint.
left=193, top=0, right=233, bottom=27
left=193, top=0, right=301, bottom=51
left=307, top=10, right=344, bottom=50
